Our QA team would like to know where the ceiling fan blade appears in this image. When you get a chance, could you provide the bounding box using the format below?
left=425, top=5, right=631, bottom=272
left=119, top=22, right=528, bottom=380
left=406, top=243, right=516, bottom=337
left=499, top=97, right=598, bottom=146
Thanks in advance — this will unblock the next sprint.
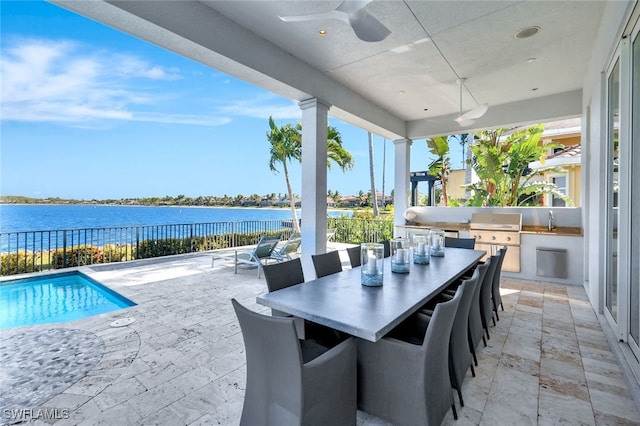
left=278, top=11, right=341, bottom=23
left=348, top=9, right=391, bottom=42
left=465, top=103, right=489, bottom=119
left=455, top=103, right=488, bottom=125
left=455, top=118, right=476, bottom=127
left=335, top=0, right=374, bottom=15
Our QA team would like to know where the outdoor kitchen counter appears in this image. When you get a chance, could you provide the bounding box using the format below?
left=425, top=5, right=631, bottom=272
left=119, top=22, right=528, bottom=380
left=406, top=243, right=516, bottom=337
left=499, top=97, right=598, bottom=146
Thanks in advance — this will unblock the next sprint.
left=521, top=225, right=583, bottom=236
left=401, top=222, right=470, bottom=231
left=401, top=223, right=582, bottom=236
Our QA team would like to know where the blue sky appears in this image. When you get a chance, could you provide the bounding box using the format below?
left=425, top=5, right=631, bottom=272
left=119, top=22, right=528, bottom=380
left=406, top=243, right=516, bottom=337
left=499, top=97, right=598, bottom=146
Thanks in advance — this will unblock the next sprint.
left=0, top=1, right=464, bottom=200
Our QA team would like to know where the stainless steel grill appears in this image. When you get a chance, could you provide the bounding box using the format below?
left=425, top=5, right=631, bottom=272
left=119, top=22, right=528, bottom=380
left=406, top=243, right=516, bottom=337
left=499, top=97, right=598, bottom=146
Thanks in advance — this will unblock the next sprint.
left=469, top=213, right=522, bottom=272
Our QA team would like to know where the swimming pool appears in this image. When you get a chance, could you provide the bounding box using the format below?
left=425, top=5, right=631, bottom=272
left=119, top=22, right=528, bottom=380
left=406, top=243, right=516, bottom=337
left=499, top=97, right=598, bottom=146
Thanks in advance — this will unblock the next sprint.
left=0, top=272, right=136, bottom=329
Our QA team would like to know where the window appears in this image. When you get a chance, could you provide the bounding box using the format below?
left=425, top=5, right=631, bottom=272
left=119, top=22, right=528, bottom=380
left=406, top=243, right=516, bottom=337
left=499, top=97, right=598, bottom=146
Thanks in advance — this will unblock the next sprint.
left=548, top=174, right=568, bottom=207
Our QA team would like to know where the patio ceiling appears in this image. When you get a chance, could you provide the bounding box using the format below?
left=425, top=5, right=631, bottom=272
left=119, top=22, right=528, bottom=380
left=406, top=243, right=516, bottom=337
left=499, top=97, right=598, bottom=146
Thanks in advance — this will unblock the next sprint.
left=53, top=0, right=606, bottom=139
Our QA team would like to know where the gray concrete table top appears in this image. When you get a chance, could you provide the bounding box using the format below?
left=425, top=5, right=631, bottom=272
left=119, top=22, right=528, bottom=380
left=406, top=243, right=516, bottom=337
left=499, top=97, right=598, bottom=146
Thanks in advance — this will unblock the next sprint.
left=257, top=247, right=485, bottom=342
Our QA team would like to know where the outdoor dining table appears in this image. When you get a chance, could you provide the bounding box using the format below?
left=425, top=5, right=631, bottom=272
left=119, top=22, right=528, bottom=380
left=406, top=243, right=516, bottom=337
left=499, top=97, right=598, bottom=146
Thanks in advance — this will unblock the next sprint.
left=256, top=247, right=485, bottom=342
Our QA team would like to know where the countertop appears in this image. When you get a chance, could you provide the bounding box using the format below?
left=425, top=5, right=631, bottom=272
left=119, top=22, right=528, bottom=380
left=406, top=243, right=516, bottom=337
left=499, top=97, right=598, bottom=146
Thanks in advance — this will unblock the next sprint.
left=520, top=225, right=583, bottom=236
left=400, top=223, right=583, bottom=237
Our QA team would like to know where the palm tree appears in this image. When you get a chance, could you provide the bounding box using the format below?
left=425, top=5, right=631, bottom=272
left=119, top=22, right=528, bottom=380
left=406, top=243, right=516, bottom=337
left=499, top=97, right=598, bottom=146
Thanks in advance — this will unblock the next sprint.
left=368, top=132, right=379, bottom=216
left=426, top=136, right=453, bottom=206
left=267, top=116, right=354, bottom=233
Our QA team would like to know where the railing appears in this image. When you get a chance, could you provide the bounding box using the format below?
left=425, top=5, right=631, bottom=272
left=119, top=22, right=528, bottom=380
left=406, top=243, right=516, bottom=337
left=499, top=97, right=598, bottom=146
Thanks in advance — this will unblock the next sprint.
left=1, top=218, right=394, bottom=276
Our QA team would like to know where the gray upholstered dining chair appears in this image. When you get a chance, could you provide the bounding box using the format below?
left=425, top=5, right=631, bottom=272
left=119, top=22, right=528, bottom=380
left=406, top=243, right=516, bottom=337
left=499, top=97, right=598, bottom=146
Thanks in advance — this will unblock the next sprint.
left=263, top=258, right=305, bottom=317
left=311, top=250, right=343, bottom=278
left=444, top=236, right=476, bottom=249
left=444, top=269, right=480, bottom=406
left=419, top=269, right=480, bottom=406
left=356, top=287, right=462, bottom=426
left=262, top=258, right=343, bottom=347
left=480, top=253, right=499, bottom=340
left=491, top=246, right=508, bottom=321
left=468, top=259, right=491, bottom=365
left=378, top=240, right=391, bottom=258
left=232, top=299, right=357, bottom=426
left=346, top=245, right=361, bottom=268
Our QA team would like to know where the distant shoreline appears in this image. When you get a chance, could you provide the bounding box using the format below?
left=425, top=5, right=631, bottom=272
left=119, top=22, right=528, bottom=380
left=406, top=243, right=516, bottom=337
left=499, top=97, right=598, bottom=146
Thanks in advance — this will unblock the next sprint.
left=0, top=203, right=354, bottom=213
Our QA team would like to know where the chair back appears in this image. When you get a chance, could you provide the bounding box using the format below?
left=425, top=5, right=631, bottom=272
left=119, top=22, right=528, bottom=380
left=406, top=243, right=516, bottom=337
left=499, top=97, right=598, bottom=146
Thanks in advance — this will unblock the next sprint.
left=449, top=268, right=480, bottom=393
left=491, top=246, right=508, bottom=308
left=311, top=250, right=343, bottom=278
left=232, top=299, right=304, bottom=425
left=263, top=258, right=305, bottom=293
left=253, top=234, right=282, bottom=259
left=346, top=245, right=362, bottom=268
left=378, top=240, right=391, bottom=258
left=468, top=260, right=490, bottom=352
left=422, top=286, right=462, bottom=426
left=480, top=255, right=498, bottom=333
left=445, top=236, right=476, bottom=249
left=263, top=258, right=305, bottom=317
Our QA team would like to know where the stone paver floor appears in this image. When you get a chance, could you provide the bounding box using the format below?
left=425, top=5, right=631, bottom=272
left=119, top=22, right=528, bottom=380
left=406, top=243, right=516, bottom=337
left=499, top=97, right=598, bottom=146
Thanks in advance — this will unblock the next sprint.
left=1, top=248, right=639, bottom=425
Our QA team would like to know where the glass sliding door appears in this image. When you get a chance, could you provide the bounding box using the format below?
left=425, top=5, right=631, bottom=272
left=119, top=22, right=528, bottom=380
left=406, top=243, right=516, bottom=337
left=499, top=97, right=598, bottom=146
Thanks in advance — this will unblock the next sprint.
left=629, top=27, right=640, bottom=359
left=605, top=59, right=620, bottom=322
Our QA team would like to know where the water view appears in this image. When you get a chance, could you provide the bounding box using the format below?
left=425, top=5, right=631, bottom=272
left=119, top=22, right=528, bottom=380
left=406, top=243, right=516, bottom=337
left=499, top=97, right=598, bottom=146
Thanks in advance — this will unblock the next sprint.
left=0, top=204, right=351, bottom=233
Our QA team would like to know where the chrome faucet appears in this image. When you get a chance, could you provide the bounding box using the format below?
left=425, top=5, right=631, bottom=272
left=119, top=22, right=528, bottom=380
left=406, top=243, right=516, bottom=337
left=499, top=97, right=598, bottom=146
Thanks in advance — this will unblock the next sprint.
left=548, top=210, right=555, bottom=231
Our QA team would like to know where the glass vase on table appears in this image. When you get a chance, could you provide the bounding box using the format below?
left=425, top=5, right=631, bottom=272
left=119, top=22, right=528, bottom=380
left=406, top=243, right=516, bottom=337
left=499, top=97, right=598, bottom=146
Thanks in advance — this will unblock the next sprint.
left=361, top=243, right=384, bottom=286
left=430, top=229, right=445, bottom=257
left=412, top=234, right=430, bottom=265
left=391, top=238, right=410, bottom=273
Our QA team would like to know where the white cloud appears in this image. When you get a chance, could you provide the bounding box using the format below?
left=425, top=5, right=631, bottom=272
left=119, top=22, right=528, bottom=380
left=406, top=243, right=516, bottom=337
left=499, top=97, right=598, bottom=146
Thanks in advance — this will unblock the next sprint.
left=217, top=96, right=301, bottom=120
left=0, top=37, right=226, bottom=126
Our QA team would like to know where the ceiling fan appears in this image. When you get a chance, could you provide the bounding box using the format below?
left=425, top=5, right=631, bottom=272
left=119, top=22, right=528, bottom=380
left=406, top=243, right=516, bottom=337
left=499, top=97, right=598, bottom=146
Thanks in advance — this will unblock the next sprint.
left=455, top=78, right=488, bottom=127
left=278, top=0, right=391, bottom=43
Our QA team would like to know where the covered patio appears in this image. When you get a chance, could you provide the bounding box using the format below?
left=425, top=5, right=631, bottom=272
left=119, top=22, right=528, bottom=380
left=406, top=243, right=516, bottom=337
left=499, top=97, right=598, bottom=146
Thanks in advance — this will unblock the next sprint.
left=2, top=252, right=638, bottom=425
left=31, top=0, right=640, bottom=420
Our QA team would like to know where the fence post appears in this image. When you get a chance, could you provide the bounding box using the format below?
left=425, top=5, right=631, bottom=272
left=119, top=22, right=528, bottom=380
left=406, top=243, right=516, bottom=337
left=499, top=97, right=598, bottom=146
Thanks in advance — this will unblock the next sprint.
left=136, top=227, right=140, bottom=259
left=190, top=224, right=194, bottom=253
left=62, top=231, right=67, bottom=268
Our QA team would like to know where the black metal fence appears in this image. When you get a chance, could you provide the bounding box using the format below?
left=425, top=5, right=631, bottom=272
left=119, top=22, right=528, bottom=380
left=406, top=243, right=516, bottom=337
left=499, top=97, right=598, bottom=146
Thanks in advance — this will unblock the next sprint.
left=1, top=218, right=394, bottom=276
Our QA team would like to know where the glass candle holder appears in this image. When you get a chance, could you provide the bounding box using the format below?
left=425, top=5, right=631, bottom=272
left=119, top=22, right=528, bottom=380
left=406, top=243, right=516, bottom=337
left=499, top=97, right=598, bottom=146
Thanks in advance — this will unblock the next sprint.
left=391, top=238, right=410, bottom=273
left=412, top=234, right=430, bottom=265
left=430, top=229, right=445, bottom=257
left=361, top=243, right=384, bottom=286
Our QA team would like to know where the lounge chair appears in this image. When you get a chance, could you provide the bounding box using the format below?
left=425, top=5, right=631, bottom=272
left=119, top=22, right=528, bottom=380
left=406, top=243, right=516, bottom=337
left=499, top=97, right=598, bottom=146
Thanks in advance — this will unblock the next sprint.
left=270, top=232, right=301, bottom=262
left=235, top=234, right=282, bottom=278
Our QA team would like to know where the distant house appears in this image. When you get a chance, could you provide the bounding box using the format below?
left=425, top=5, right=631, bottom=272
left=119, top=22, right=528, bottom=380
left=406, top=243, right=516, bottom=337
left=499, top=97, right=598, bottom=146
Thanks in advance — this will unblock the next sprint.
left=278, top=197, right=301, bottom=208
left=339, top=196, right=359, bottom=208
left=530, top=144, right=581, bottom=207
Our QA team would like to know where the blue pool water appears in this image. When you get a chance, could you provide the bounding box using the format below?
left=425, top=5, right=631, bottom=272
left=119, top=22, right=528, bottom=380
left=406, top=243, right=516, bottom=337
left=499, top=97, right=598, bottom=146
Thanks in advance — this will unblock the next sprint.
left=0, top=272, right=136, bottom=329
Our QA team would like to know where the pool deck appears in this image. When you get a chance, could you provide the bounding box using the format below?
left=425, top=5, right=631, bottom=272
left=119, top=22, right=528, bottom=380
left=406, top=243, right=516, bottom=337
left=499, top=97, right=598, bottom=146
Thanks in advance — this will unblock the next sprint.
left=1, top=247, right=639, bottom=425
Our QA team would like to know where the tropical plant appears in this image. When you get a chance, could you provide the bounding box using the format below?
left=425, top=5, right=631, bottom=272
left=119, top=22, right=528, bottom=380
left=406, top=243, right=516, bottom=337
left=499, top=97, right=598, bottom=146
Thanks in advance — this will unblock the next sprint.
left=267, top=116, right=354, bottom=232
left=465, top=124, right=573, bottom=206
left=426, top=136, right=453, bottom=206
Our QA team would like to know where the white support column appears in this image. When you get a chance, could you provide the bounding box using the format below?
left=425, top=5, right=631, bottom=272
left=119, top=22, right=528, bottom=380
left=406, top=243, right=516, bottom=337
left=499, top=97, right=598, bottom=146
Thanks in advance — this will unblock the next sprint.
left=299, top=98, right=329, bottom=278
left=393, top=139, right=412, bottom=237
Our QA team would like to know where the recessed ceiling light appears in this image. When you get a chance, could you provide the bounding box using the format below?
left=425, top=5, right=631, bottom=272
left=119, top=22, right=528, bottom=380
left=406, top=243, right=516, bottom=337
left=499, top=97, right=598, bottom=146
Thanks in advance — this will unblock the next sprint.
left=532, top=87, right=539, bottom=91
left=515, top=26, right=540, bottom=39
left=527, top=57, right=536, bottom=63
left=423, top=108, right=429, bottom=111
left=398, top=90, right=406, bottom=95
left=319, top=30, right=327, bottom=36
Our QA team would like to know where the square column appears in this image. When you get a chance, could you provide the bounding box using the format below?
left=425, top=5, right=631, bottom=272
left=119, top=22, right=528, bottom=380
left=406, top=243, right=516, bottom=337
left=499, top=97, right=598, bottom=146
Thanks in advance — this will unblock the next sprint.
left=393, top=139, right=412, bottom=236
left=299, top=98, right=330, bottom=278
